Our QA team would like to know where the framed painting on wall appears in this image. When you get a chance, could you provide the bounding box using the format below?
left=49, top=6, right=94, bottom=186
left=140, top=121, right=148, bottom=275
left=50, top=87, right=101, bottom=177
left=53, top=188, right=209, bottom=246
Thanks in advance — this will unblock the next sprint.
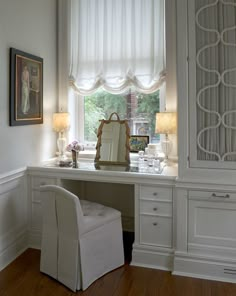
left=9, top=48, right=43, bottom=126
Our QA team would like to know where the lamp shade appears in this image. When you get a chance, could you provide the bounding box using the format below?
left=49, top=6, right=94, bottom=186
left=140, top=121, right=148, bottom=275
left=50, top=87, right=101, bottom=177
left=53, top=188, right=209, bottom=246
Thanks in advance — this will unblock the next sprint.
left=53, top=112, right=70, bottom=132
left=155, top=112, right=177, bottom=134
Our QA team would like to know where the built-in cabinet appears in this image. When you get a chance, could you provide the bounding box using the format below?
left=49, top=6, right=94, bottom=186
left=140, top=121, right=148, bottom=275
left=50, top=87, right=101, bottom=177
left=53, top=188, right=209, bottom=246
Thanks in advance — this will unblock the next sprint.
left=174, top=185, right=236, bottom=282
left=177, top=0, right=236, bottom=183
left=172, top=0, right=236, bottom=283
left=188, top=0, right=236, bottom=169
left=28, top=168, right=175, bottom=272
left=26, top=165, right=236, bottom=283
left=188, top=190, right=236, bottom=254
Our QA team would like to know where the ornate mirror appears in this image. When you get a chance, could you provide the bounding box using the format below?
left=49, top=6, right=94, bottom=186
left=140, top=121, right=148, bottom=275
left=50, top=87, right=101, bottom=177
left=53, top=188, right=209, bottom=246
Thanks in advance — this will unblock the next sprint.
left=95, top=112, right=130, bottom=165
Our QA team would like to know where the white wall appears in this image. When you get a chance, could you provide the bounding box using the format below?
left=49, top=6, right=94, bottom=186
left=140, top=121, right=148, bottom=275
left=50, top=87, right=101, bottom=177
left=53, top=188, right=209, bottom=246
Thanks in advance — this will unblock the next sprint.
left=0, top=0, right=57, bottom=174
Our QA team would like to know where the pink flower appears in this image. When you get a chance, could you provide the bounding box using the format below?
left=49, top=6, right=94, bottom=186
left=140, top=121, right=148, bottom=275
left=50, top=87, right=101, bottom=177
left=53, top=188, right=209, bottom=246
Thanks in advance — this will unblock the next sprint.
left=66, top=140, right=84, bottom=152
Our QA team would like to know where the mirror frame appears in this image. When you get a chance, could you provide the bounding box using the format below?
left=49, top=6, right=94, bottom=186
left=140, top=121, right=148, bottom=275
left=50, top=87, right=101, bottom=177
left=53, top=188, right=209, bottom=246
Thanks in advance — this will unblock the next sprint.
left=95, top=112, right=130, bottom=165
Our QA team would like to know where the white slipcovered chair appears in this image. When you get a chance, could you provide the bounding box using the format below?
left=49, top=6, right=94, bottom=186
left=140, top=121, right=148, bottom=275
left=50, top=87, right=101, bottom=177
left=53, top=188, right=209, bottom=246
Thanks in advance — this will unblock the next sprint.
left=39, top=185, right=124, bottom=291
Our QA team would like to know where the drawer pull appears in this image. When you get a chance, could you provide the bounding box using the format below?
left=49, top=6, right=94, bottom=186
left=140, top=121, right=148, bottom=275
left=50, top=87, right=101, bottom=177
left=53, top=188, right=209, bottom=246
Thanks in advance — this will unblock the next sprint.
left=211, top=193, right=230, bottom=199
left=152, top=222, right=158, bottom=226
left=40, top=182, right=46, bottom=186
left=153, top=192, right=158, bottom=196
left=153, top=207, right=158, bottom=211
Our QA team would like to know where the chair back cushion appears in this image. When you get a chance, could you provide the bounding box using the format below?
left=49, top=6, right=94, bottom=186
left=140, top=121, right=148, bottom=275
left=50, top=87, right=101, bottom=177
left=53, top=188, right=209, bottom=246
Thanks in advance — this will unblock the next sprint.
left=40, top=185, right=84, bottom=291
left=40, top=185, right=85, bottom=236
left=56, top=191, right=81, bottom=239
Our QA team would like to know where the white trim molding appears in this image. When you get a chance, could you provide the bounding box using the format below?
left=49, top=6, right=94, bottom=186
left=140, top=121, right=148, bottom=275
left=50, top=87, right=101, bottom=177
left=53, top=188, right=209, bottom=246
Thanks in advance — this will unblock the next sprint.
left=173, top=252, right=236, bottom=284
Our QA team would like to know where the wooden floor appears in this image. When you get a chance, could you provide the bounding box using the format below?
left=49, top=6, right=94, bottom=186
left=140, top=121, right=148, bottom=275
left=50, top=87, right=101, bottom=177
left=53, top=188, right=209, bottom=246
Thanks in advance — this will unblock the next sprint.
left=1, top=249, right=236, bottom=296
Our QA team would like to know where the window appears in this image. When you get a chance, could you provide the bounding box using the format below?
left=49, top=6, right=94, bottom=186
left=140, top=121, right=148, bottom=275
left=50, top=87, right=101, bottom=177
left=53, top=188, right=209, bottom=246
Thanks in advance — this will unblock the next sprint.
left=79, top=88, right=163, bottom=145
left=59, top=1, right=177, bottom=154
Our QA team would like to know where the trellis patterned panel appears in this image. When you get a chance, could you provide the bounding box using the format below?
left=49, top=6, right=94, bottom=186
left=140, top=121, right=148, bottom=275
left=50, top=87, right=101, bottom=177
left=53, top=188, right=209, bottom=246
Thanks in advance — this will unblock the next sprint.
left=195, top=0, right=236, bottom=161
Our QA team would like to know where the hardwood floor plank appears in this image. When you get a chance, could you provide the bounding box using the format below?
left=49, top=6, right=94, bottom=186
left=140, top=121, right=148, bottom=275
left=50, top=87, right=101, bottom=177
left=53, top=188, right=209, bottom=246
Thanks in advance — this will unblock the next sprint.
left=1, top=249, right=236, bottom=296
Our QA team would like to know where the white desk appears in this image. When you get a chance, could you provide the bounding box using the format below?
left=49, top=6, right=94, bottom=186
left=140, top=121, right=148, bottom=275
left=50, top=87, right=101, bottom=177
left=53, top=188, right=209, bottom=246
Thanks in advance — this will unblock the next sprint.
left=28, top=160, right=177, bottom=270
left=27, top=160, right=236, bottom=283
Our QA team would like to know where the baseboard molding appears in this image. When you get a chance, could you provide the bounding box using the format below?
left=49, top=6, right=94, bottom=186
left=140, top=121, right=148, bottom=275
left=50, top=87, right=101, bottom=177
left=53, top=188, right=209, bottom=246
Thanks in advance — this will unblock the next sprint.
left=0, top=230, right=28, bottom=271
left=173, top=252, right=236, bottom=283
left=131, top=243, right=174, bottom=270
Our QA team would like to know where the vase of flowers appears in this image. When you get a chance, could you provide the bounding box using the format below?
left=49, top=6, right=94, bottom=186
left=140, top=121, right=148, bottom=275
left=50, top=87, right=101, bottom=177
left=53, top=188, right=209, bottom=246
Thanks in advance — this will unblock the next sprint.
left=66, top=140, right=84, bottom=168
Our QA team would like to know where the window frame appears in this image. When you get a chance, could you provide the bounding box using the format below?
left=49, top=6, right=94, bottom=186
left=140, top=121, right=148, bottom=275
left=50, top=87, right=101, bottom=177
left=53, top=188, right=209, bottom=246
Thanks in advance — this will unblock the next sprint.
left=68, top=84, right=166, bottom=151
left=58, top=0, right=177, bottom=157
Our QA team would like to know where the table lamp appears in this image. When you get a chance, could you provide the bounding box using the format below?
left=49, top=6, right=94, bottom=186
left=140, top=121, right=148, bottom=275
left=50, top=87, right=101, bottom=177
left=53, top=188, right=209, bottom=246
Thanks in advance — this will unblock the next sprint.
left=155, top=112, right=177, bottom=163
left=53, top=112, right=70, bottom=161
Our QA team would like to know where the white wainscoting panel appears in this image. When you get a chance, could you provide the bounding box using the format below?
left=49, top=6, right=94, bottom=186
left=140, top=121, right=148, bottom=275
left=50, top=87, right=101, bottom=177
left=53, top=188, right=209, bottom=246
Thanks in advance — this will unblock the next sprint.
left=0, top=169, right=28, bottom=271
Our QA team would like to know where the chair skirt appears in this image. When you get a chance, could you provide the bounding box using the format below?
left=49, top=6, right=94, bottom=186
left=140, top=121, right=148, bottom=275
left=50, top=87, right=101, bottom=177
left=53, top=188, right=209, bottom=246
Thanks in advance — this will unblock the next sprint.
left=79, top=217, right=124, bottom=290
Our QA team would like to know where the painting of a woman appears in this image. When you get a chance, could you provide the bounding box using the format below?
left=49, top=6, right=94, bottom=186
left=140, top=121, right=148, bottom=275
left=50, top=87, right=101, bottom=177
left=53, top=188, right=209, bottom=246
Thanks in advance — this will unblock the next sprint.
left=21, top=64, right=30, bottom=114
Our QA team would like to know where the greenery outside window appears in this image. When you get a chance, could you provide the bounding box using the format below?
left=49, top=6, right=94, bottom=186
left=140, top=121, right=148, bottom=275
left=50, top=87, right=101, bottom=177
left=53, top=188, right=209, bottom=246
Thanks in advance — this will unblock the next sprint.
left=70, top=87, right=165, bottom=151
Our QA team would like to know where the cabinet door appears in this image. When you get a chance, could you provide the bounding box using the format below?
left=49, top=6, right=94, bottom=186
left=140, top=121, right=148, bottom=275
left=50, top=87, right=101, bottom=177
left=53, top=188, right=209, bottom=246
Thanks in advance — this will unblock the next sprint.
left=188, top=0, right=236, bottom=169
left=189, top=199, right=236, bottom=249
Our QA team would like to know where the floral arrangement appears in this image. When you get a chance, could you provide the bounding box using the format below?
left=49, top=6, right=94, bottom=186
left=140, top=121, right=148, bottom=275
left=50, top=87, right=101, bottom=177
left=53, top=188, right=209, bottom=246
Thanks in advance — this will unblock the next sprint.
left=66, top=140, right=84, bottom=152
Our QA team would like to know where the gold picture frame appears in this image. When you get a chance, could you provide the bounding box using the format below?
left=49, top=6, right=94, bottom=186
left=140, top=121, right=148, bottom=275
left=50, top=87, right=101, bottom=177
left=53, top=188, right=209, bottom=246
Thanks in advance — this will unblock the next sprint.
left=9, top=48, right=43, bottom=126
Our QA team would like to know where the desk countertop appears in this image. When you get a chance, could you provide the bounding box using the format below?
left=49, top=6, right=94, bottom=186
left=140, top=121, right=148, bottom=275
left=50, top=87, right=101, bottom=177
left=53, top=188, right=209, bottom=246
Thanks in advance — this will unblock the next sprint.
left=28, top=159, right=178, bottom=186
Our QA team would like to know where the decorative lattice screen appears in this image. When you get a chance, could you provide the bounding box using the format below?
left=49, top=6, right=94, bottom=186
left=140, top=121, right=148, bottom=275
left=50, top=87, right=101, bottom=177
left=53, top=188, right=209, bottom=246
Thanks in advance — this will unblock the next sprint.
left=195, top=0, right=236, bottom=161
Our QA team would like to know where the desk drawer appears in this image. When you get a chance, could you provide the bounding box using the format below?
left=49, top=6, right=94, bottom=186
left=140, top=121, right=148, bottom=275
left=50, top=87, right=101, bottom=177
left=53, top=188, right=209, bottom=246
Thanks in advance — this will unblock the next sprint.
left=140, top=215, right=172, bottom=247
left=31, top=176, right=57, bottom=189
left=140, top=200, right=172, bottom=217
left=189, top=190, right=236, bottom=202
left=31, top=176, right=57, bottom=202
left=140, top=185, right=172, bottom=201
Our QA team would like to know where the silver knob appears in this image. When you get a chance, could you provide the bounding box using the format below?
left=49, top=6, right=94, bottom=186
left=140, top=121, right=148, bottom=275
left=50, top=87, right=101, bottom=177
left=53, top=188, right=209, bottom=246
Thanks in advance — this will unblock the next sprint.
left=153, top=192, right=158, bottom=196
left=153, top=207, right=158, bottom=211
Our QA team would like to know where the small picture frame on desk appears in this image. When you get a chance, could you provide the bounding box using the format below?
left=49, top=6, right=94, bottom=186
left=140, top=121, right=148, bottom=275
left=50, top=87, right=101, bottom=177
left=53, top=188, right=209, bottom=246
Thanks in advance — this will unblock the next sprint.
left=129, top=135, right=149, bottom=153
left=9, top=48, right=43, bottom=126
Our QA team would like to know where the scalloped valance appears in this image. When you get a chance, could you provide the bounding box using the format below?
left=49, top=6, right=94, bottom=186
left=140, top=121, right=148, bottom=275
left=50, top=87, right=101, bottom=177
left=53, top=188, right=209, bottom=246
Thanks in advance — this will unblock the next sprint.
left=68, top=0, right=165, bottom=95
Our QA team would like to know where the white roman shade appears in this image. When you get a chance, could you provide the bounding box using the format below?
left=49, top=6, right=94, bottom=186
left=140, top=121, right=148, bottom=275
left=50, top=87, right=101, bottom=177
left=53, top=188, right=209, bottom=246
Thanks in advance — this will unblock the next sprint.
left=68, top=0, right=166, bottom=95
